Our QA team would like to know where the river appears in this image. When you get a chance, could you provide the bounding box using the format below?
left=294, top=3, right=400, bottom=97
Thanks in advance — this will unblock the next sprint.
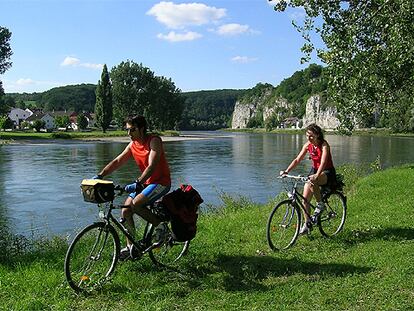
left=1, top=131, right=413, bottom=237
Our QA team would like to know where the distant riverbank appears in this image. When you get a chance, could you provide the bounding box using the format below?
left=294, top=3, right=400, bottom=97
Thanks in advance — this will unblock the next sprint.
left=0, top=130, right=219, bottom=145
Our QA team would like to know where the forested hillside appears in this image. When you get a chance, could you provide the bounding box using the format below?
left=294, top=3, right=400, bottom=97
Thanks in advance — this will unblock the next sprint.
left=180, top=89, right=245, bottom=130
left=7, top=84, right=96, bottom=112
left=6, top=85, right=245, bottom=130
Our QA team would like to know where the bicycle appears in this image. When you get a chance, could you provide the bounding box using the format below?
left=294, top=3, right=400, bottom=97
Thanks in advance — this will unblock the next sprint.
left=267, top=174, right=347, bottom=251
left=64, top=183, right=190, bottom=293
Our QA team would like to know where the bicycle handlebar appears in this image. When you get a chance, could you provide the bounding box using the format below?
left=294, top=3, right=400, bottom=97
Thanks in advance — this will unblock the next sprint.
left=278, top=174, right=309, bottom=182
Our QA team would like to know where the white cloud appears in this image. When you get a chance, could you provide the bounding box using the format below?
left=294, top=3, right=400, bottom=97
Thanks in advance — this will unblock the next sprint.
left=157, top=31, right=202, bottom=42
left=147, top=1, right=226, bottom=29
left=216, top=23, right=254, bottom=36
left=16, top=78, right=35, bottom=86
left=60, top=56, right=102, bottom=70
left=61, top=56, right=80, bottom=66
left=231, top=56, right=258, bottom=63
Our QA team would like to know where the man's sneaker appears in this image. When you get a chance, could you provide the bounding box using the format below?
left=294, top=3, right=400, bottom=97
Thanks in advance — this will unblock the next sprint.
left=153, top=222, right=168, bottom=244
left=119, top=246, right=131, bottom=261
left=299, top=223, right=310, bottom=235
left=119, top=244, right=143, bottom=261
left=311, top=202, right=325, bottom=223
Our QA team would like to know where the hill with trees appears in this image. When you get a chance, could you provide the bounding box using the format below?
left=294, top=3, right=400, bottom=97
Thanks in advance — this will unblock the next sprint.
left=180, top=89, right=245, bottom=130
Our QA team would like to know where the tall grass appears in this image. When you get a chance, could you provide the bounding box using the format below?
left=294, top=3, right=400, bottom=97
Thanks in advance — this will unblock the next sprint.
left=0, top=164, right=413, bottom=310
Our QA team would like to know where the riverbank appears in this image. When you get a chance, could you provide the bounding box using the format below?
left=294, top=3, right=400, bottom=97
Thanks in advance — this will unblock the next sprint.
left=1, top=165, right=413, bottom=310
left=0, top=130, right=214, bottom=145
left=224, top=127, right=414, bottom=137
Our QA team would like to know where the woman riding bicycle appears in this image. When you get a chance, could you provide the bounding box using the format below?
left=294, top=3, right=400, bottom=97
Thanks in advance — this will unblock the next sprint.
left=280, top=123, right=337, bottom=235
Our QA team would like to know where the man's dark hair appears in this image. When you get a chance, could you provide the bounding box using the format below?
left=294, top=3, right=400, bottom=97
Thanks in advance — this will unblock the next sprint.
left=306, top=123, right=324, bottom=141
left=126, top=115, right=147, bottom=134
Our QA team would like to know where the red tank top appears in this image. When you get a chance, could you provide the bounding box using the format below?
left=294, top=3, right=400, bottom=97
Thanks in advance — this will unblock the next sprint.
left=130, top=135, right=171, bottom=186
left=308, top=142, right=334, bottom=170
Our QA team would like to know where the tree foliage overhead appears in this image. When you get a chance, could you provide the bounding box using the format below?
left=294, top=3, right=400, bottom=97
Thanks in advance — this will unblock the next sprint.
left=95, top=64, right=113, bottom=133
left=180, top=89, right=244, bottom=130
left=0, top=27, right=13, bottom=114
left=0, top=27, right=12, bottom=75
left=273, top=0, right=414, bottom=132
left=110, top=60, right=183, bottom=130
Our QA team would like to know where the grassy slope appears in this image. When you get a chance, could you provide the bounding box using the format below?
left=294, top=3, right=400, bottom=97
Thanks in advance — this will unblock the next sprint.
left=0, top=166, right=413, bottom=310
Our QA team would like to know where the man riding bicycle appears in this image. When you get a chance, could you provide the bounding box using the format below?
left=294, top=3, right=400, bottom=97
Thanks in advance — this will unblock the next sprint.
left=94, top=115, right=171, bottom=260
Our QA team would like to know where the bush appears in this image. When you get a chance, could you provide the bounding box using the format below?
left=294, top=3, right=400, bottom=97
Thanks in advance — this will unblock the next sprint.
left=50, top=132, right=72, bottom=139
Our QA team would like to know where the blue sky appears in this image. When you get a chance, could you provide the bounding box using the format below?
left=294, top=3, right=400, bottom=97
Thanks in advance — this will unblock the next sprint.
left=1, top=0, right=319, bottom=94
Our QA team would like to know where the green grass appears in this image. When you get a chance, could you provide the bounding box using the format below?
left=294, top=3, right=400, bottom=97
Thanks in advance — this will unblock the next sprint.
left=1, top=165, right=413, bottom=310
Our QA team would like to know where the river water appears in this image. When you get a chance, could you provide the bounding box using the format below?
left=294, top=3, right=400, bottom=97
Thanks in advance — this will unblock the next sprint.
left=1, top=131, right=413, bottom=237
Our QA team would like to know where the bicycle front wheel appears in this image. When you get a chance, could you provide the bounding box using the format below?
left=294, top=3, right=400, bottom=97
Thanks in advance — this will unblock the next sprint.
left=318, top=191, right=347, bottom=237
left=148, top=223, right=190, bottom=267
left=267, top=200, right=300, bottom=251
left=64, top=222, right=120, bottom=292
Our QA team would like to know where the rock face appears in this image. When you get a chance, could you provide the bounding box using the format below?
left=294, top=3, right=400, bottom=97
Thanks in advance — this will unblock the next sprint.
left=231, top=93, right=340, bottom=130
left=231, top=101, right=258, bottom=129
left=302, top=95, right=340, bottom=129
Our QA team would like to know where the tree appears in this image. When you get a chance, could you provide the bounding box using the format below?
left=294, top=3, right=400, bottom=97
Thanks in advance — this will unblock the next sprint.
left=273, top=0, right=414, bottom=132
left=95, top=64, right=113, bottom=133
left=110, top=60, right=183, bottom=130
left=54, top=115, right=70, bottom=129
left=0, top=27, right=12, bottom=115
left=31, top=120, right=45, bottom=132
left=77, top=113, right=88, bottom=130
left=0, top=27, right=12, bottom=75
left=0, top=115, right=13, bottom=130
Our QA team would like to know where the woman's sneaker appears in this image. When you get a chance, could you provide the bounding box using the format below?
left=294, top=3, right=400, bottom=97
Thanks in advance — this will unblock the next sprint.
left=311, top=202, right=325, bottom=223
left=299, top=223, right=310, bottom=235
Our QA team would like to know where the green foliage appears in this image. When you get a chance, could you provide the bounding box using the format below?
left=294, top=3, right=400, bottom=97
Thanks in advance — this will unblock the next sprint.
left=0, top=115, right=13, bottom=129
left=111, top=60, right=183, bottom=130
left=95, top=64, right=113, bottom=133
left=54, top=115, right=70, bottom=128
left=0, top=27, right=12, bottom=74
left=41, top=84, right=96, bottom=112
left=50, top=132, right=72, bottom=139
left=273, top=63, right=327, bottom=116
left=77, top=113, right=88, bottom=130
left=180, top=89, right=244, bottom=130
left=240, top=82, right=273, bottom=104
left=31, top=119, right=45, bottom=132
left=274, top=0, right=414, bottom=133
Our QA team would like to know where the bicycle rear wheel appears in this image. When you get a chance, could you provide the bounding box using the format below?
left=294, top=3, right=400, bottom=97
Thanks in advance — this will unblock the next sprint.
left=267, top=200, right=300, bottom=251
left=64, top=222, right=120, bottom=292
left=148, top=222, right=190, bottom=267
left=318, top=191, right=347, bottom=237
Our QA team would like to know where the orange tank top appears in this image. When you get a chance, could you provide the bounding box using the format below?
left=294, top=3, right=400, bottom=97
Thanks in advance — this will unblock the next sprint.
left=130, top=135, right=171, bottom=186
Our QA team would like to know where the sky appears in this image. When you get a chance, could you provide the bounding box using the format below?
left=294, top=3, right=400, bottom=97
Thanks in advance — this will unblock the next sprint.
left=0, top=0, right=321, bottom=94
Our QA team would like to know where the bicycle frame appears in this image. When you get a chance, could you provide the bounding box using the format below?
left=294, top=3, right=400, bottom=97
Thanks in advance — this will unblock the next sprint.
left=99, top=200, right=164, bottom=256
left=283, top=177, right=316, bottom=222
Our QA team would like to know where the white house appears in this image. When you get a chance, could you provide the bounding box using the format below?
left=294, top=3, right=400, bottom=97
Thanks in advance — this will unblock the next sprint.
left=26, top=113, right=55, bottom=130
left=8, top=108, right=33, bottom=127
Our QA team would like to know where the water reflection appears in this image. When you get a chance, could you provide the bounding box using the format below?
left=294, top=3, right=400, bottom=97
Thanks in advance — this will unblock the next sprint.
left=1, top=132, right=414, bottom=237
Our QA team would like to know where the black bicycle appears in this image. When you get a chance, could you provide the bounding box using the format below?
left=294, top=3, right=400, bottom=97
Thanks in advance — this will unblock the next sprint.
left=267, top=174, right=347, bottom=251
left=64, top=184, right=189, bottom=293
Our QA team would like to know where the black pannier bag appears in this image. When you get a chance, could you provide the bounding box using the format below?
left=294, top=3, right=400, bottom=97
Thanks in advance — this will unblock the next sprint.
left=160, top=184, right=203, bottom=242
left=81, top=179, right=115, bottom=203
